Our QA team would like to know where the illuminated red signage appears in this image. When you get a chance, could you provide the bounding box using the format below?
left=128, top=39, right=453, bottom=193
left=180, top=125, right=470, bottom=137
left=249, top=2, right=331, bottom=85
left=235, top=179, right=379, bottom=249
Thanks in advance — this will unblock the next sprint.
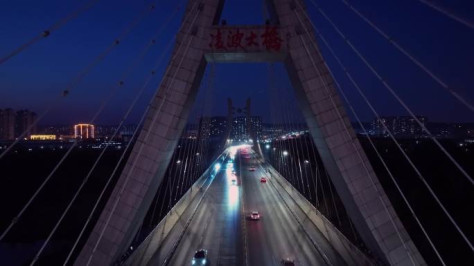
left=208, top=26, right=284, bottom=52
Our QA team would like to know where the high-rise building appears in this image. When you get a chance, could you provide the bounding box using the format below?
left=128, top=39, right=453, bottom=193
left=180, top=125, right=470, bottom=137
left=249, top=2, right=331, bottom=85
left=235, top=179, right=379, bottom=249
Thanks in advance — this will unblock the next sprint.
left=74, top=123, right=95, bottom=139
left=0, top=108, right=16, bottom=140
left=16, top=109, right=37, bottom=139
left=198, top=116, right=228, bottom=139
left=231, top=116, right=262, bottom=141
left=372, top=116, right=428, bottom=137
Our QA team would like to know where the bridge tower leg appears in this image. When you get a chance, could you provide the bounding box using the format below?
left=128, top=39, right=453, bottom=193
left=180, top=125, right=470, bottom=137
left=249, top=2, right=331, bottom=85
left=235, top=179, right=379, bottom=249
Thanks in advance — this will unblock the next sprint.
left=76, top=0, right=425, bottom=265
left=270, top=1, right=425, bottom=264
left=74, top=1, right=223, bottom=265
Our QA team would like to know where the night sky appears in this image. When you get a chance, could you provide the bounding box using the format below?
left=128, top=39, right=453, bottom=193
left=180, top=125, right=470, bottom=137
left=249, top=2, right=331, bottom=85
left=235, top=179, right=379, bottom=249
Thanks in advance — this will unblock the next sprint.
left=1, top=0, right=473, bottom=125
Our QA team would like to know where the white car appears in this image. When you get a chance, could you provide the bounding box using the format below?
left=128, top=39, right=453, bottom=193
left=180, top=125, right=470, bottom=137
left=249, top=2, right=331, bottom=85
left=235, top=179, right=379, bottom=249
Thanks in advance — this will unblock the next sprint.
left=192, top=249, right=209, bottom=265
left=250, top=211, right=260, bottom=220
left=281, top=258, right=295, bottom=266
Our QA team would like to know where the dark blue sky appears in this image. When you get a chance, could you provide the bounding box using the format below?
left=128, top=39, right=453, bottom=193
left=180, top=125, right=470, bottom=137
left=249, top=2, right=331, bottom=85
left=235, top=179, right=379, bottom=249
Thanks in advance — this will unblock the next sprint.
left=1, top=0, right=473, bottom=125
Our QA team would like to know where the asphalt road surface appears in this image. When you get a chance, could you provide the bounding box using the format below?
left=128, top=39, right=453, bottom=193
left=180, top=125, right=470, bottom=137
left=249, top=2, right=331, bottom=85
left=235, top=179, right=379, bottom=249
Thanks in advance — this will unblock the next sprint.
left=151, top=147, right=346, bottom=266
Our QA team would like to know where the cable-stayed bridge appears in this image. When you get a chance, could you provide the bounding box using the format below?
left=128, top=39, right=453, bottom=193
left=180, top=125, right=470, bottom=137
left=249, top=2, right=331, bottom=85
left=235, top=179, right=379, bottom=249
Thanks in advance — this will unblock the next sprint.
left=0, top=0, right=473, bottom=265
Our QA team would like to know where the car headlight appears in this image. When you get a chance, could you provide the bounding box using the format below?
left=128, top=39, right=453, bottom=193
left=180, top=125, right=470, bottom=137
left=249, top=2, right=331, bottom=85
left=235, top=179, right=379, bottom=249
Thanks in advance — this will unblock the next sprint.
left=192, top=259, right=195, bottom=265
left=202, top=259, right=206, bottom=264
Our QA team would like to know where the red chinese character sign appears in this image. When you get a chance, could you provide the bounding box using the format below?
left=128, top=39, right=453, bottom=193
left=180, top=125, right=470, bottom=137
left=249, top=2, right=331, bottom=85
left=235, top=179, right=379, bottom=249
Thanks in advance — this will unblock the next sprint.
left=208, top=26, right=286, bottom=52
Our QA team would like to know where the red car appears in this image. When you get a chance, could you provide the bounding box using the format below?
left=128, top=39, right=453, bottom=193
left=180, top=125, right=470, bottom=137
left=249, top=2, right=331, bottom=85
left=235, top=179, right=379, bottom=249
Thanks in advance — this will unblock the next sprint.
left=260, top=177, right=267, bottom=183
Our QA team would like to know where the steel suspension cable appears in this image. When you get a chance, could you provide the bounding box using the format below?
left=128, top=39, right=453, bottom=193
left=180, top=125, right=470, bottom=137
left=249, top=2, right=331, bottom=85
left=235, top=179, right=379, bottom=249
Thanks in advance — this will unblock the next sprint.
left=340, top=0, right=474, bottom=112
left=182, top=64, right=215, bottom=195
left=305, top=4, right=473, bottom=251
left=0, top=3, right=156, bottom=161
left=0, top=0, right=102, bottom=65
left=333, top=73, right=446, bottom=265
left=85, top=8, right=202, bottom=265
left=186, top=67, right=214, bottom=191
left=266, top=63, right=285, bottom=182
left=301, top=132, right=317, bottom=203
left=290, top=100, right=310, bottom=197
left=0, top=2, right=161, bottom=243
left=418, top=0, right=474, bottom=30
left=293, top=4, right=417, bottom=264
left=303, top=121, right=322, bottom=208
left=174, top=138, right=192, bottom=201
left=265, top=63, right=281, bottom=178
left=324, top=167, right=342, bottom=227
left=308, top=0, right=474, bottom=186
left=28, top=14, right=181, bottom=265
left=179, top=141, right=195, bottom=197
left=273, top=65, right=299, bottom=188
left=167, top=141, right=185, bottom=205
left=283, top=86, right=309, bottom=197
left=299, top=133, right=313, bottom=202
left=148, top=180, right=166, bottom=229
left=62, top=4, right=199, bottom=262
left=271, top=64, right=295, bottom=187
left=88, top=38, right=193, bottom=264
left=177, top=113, right=201, bottom=199
left=63, top=29, right=192, bottom=265
left=187, top=129, right=203, bottom=190
left=272, top=76, right=294, bottom=187
left=280, top=82, right=301, bottom=191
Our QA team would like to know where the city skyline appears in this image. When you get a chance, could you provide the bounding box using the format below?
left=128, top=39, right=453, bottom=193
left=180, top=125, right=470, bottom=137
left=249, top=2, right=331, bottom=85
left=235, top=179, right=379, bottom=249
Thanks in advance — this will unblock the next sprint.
left=1, top=1, right=474, bottom=125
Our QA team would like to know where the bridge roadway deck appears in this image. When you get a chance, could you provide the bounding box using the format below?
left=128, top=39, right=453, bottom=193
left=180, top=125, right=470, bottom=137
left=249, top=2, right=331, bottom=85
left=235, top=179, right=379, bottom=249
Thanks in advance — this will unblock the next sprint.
left=145, top=150, right=346, bottom=266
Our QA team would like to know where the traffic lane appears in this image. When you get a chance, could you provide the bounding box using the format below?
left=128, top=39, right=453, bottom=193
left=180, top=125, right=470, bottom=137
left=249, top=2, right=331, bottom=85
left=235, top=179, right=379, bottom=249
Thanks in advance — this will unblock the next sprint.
left=245, top=166, right=327, bottom=265
left=243, top=159, right=330, bottom=266
left=166, top=161, right=243, bottom=266
left=261, top=163, right=349, bottom=266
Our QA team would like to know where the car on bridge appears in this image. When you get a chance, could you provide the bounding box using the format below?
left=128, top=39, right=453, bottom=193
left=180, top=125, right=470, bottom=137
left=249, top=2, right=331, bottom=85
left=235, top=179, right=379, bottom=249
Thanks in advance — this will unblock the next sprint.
left=250, top=211, right=260, bottom=220
left=281, top=258, right=295, bottom=265
left=192, top=249, right=209, bottom=265
left=260, top=177, right=267, bottom=183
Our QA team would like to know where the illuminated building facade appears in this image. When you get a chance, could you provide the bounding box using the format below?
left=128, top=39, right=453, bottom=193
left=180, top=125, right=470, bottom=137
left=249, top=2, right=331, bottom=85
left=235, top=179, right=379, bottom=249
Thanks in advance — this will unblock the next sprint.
left=74, top=124, right=95, bottom=139
left=372, top=116, right=428, bottom=137
left=30, top=134, right=57, bottom=140
left=231, top=116, right=262, bottom=141
left=198, top=116, right=228, bottom=139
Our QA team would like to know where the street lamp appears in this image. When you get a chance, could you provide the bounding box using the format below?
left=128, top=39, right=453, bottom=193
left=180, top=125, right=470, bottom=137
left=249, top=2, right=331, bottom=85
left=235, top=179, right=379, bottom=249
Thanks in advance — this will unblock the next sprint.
left=283, top=151, right=289, bottom=156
